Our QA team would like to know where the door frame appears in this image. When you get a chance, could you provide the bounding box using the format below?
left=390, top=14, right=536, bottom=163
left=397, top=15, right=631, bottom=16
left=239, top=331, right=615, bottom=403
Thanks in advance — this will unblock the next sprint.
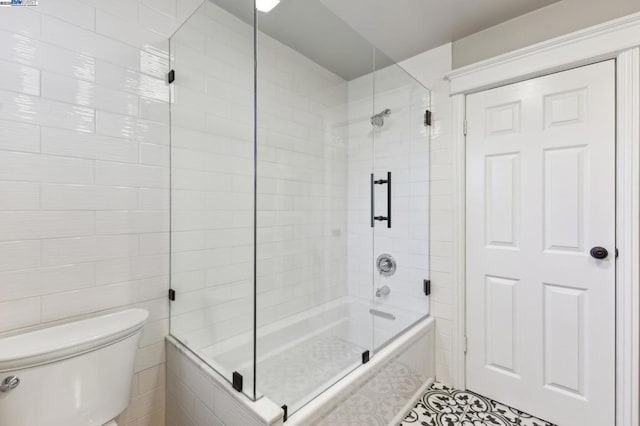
left=446, top=13, right=640, bottom=426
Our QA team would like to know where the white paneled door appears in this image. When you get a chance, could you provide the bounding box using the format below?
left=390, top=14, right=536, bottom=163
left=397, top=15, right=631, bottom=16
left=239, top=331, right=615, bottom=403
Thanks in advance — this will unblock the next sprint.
left=465, top=61, right=615, bottom=426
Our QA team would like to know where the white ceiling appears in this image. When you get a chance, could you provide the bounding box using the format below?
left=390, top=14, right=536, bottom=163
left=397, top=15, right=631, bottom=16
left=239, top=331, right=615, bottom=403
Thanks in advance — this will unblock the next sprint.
left=211, top=0, right=560, bottom=80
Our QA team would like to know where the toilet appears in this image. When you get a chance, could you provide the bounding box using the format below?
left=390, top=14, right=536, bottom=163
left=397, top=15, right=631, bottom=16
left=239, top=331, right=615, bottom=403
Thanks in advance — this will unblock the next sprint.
left=0, top=309, right=148, bottom=426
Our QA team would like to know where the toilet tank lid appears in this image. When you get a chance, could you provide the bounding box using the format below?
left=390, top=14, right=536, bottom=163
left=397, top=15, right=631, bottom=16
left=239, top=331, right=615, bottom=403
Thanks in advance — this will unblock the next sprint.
left=0, top=309, right=149, bottom=372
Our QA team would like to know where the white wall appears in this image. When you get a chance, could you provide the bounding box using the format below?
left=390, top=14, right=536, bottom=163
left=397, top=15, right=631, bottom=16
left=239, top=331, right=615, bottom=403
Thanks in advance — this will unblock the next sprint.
left=0, top=0, right=201, bottom=424
left=399, top=44, right=455, bottom=384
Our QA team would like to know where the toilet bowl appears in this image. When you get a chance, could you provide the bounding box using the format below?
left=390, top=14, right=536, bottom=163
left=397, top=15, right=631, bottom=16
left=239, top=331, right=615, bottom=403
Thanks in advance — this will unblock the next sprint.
left=0, top=309, right=148, bottom=426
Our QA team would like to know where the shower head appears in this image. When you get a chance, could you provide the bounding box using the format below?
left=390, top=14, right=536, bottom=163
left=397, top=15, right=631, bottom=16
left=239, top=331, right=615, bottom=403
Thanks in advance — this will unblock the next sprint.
left=371, top=109, right=391, bottom=128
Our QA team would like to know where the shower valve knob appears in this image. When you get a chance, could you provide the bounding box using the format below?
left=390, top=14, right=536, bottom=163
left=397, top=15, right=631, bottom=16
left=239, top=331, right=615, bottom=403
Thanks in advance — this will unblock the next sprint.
left=376, top=254, right=396, bottom=276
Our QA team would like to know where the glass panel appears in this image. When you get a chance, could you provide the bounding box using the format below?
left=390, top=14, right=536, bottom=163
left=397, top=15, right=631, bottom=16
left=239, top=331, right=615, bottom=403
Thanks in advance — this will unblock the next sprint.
left=371, top=49, right=431, bottom=350
left=168, top=0, right=431, bottom=414
left=169, top=0, right=257, bottom=399
left=254, top=1, right=376, bottom=415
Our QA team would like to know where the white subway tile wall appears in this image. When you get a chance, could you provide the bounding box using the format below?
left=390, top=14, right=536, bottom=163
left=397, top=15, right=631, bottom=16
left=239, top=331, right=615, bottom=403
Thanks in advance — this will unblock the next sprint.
left=0, top=0, right=201, bottom=425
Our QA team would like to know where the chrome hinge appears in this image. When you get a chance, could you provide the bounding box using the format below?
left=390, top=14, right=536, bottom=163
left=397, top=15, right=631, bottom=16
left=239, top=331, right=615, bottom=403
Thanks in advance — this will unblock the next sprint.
left=463, top=119, right=468, bottom=136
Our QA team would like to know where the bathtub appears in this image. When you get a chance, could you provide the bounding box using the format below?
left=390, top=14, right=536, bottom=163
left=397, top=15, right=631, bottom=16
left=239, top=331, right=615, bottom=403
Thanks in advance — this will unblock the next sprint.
left=166, top=297, right=435, bottom=426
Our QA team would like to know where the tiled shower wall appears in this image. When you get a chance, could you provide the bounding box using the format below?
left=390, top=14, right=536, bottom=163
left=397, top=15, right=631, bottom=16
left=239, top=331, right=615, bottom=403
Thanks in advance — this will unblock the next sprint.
left=169, top=0, right=349, bottom=360
left=0, top=1, right=201, bottom=424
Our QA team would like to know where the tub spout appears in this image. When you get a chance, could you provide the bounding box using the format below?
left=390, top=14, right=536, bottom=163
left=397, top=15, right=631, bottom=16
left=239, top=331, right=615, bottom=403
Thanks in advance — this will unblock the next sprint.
left=375, top=285, right=390, bottom=297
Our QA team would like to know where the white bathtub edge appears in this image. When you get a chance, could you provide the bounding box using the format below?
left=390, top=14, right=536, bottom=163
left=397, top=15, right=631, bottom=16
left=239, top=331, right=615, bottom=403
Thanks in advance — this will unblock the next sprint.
left=166, top=335, right=285, bottom=426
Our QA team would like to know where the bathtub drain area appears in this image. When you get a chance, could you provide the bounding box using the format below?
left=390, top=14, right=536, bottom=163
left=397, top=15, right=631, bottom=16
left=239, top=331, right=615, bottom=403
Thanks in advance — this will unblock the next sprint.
left=240, top=330, right=365, bottom=411
left=311, top=359, right=427, bottom=425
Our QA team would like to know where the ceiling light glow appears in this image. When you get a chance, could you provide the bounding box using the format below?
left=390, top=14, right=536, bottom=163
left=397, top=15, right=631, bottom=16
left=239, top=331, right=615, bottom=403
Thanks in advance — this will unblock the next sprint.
left=256, top=0, right=279, bottom=13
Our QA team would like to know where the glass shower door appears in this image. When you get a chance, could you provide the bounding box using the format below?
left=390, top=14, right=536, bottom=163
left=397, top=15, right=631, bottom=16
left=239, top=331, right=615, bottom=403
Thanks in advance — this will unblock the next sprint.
left=371, top=53, right=431, bottom=350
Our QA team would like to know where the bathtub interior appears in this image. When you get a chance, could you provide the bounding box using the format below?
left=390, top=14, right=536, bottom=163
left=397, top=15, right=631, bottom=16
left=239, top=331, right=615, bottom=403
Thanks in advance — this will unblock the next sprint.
left=300, top=317, right=435, bottom=425
left=177, top=296, right=428, bottom=414
left=165, top=316, right=435, bottom=426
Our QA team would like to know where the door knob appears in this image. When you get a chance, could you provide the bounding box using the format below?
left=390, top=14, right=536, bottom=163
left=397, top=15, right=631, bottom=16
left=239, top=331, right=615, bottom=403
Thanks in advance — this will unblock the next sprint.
left=590, top=246, right=609, bottom=260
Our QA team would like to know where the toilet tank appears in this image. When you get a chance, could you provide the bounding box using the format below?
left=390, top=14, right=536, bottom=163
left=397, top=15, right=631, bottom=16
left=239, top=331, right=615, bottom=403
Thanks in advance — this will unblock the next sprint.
left=0, top=309, right=148, bottom=426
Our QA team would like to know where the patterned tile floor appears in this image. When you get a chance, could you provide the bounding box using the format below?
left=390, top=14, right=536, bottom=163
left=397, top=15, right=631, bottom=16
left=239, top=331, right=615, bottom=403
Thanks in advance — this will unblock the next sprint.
left=401, top=382, right=557, bottom=426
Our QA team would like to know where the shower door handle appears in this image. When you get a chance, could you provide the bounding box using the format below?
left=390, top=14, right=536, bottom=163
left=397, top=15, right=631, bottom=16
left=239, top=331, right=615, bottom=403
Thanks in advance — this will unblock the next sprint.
left=371, top=174, right=375, bottom=228
left=371, top=172, right=392, bottom=229
left=386, top=171, right=391, bottom=228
